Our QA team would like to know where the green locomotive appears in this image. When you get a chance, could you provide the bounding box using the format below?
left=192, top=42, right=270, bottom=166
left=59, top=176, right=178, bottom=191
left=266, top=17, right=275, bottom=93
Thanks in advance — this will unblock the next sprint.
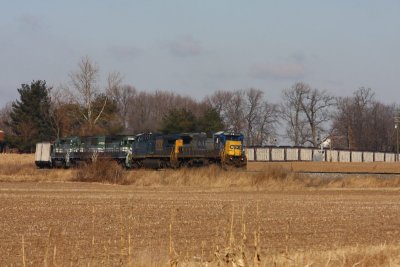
left=35, top=135, right=135, bottom=168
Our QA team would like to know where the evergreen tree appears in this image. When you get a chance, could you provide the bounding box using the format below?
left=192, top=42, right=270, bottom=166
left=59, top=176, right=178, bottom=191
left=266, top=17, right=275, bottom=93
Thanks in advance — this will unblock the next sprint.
left=197, top=108, right=224, bottom=134
left=160, top=108, right=197, bottom=133
left=160, top=108, right=224, bottom=134
left=8, top=80, right=55, bottom=152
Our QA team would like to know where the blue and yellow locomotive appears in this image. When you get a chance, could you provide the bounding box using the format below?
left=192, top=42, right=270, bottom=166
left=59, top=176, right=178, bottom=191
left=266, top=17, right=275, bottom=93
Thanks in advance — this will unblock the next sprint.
left=130, top=131, right=247, bottom=169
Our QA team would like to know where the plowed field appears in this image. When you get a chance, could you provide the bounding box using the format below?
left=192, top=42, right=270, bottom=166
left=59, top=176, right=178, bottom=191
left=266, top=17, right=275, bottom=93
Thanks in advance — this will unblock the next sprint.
left=1, top=182, right=400, bottom=266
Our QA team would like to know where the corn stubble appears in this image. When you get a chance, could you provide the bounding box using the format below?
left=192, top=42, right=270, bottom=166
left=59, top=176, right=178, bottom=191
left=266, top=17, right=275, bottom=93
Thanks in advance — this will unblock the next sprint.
left=2, top=195, right=400, bottom=267
left=1, top=154, right=400, bottom=266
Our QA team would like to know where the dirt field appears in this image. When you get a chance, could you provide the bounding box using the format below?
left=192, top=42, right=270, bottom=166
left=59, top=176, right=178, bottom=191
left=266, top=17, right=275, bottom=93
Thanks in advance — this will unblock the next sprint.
left=1, top=182, right=400, bottom=266
left=2, top=154, right=400, bottom=265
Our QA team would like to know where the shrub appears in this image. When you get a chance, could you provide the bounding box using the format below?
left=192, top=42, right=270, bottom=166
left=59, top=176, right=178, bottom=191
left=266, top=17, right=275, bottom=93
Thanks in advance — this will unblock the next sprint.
left=74, top=160, right=127, bottom=184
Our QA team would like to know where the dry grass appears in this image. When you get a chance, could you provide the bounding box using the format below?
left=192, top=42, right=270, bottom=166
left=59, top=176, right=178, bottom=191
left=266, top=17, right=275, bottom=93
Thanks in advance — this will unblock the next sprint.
left=174, top=244, right=400, bottom=266
left=0, top=153, right=73, bottom=182
left=0, top=153, right=36, bottom=175
left=74, top=159, right=128, bottom=184
left=263, top=244, right=400, bottom=267
left=249, top=161, right=400, bottom=174
left=12, top=230, right=400, bottom=267
left=125, top=165, right=306, bottom=190
left=2, top=154, right=400, bottom=189
left=124, top=165, right=400, bottom=190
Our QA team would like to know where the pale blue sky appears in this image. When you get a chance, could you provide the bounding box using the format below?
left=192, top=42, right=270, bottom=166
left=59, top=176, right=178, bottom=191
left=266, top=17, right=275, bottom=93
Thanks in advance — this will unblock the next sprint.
left=1, top=0, right=399, bottom=106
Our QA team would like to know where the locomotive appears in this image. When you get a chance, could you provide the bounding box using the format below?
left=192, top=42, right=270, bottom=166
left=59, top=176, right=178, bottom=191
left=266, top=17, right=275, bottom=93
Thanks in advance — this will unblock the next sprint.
left=131, top=131, right=247, bottom=169
left=35, top=131, right=247, bottom=169
left=35, top=135, right=135, bottom=168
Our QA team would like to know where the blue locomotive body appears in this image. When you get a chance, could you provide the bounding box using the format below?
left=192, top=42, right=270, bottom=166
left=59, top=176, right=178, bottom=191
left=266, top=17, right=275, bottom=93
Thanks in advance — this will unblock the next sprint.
left=131, top=132, right=246, bottom=169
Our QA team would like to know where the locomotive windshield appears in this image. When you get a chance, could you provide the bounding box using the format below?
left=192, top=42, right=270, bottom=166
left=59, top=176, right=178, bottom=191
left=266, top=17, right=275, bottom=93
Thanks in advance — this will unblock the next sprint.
left=214, top=132, right=244, bottom=144
left=224, top=134, right=243, bottom=141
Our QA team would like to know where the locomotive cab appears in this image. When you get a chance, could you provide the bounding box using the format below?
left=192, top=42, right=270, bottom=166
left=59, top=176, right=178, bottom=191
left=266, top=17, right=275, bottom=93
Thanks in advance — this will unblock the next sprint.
left=214, top=131, right=247, bottom=168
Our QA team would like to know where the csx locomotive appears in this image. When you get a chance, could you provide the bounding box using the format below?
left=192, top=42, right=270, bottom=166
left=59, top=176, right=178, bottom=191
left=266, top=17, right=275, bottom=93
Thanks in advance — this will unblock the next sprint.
left=35, top=131, right=247, bottom=169
left=131, top=131, right=246, bottom=169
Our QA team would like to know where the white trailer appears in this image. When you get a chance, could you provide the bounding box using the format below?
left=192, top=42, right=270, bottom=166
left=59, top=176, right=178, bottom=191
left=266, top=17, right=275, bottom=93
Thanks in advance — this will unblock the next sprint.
left=35, top=142, right=52, bottom=168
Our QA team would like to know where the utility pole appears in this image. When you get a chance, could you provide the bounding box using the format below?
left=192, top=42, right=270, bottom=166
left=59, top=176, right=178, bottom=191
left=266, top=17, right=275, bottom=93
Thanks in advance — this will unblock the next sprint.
left=395, top=111, right=400, bottom=162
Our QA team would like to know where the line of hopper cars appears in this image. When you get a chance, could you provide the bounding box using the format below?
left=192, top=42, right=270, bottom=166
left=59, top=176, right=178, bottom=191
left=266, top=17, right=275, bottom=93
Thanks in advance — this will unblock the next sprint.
left=35, top=131, right=247, bottom=169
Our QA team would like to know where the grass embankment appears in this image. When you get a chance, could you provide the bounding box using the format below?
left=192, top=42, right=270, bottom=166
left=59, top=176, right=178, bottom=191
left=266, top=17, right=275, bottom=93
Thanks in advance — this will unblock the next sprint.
left=2, top=154, right=400, bottom=189
left=0, top=154, right=73, bottom=182
left=251, top=161, right=400, bottom=173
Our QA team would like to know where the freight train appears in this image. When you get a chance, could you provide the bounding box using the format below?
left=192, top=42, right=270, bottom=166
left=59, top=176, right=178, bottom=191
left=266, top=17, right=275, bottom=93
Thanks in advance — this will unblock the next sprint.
left=35, top=131, right=247, bottom=169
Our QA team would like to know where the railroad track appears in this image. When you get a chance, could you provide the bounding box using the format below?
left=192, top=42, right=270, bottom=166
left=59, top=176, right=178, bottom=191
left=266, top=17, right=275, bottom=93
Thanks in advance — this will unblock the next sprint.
left=295, top=171, right=400, bottom=175
left=243, top=170, right=400, bottom=176
left=153, top=167, right=400, bottom=176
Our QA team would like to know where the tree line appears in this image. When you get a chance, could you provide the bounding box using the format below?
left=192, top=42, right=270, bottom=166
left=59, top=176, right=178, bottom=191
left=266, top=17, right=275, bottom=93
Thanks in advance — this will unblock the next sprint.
left=0, top=56, right=399, bottom=152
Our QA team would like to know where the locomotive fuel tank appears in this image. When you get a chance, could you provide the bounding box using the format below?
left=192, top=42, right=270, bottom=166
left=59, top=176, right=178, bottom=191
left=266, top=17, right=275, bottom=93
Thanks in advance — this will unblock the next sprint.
left=142, top=158, right=163, bottom=169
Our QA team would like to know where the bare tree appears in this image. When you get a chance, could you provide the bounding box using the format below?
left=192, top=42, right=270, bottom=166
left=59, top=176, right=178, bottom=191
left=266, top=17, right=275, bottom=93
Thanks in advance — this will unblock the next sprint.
left=300, top=88, right=335, bottom=146
left=107, top=79, right=136, bottom=131
left=332, top=87, right=375, bottom=150
left=107, top=72, right=124, bottom=93
left=351, top=87, right=375, bottom=148
left=225, top=90, right=245, bottom=133
left=205, top=90, right=233, bottom=126
left=48, top=85, right=90, bottom=138
left=332, top=96, right=353, bottom=149
left=49, top=87, right=66, bottom=139
left=69, top=56, right=107, bottom=133
left=125, top=90, right=213, bottom=133
left=367, top=101, right=395, bottom=151
left=128, top=92, right=151, bottom=132
left=244, top=88, right=263, bottom=146
left=281, top=82, right=334, bottom=147
left=206, top=89, right=279, bottom=145
left=332, top=87, right=395, bottom=151
left=254, top=101, right=279, bottom=146
left=280, top=82, right=309, bottom=146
